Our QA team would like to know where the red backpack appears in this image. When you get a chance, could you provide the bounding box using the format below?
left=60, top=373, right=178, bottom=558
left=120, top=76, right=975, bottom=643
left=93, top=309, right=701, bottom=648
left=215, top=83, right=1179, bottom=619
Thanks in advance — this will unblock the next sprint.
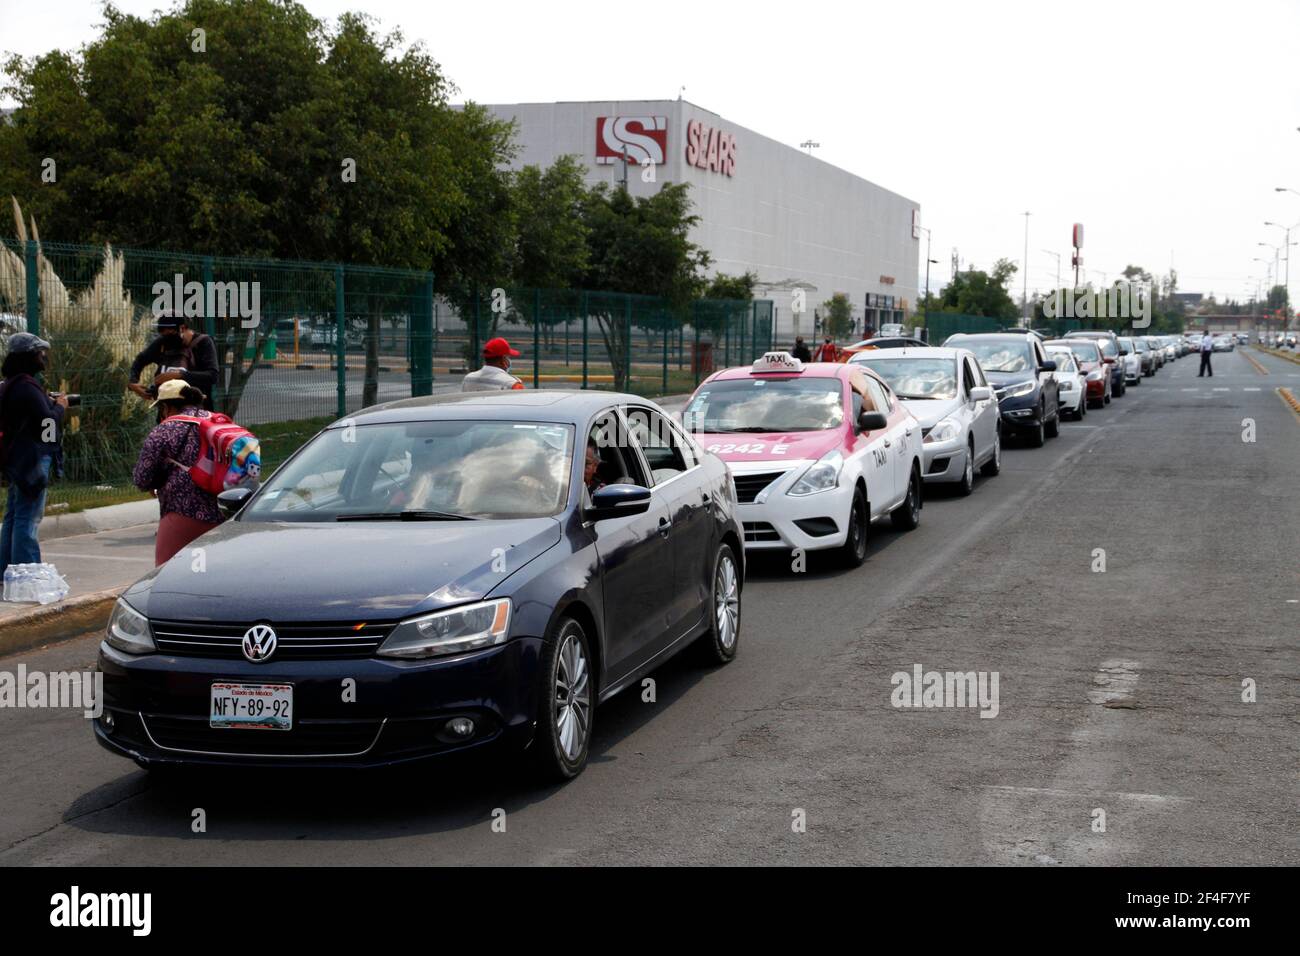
left=166, top=414, right=262, bottom=495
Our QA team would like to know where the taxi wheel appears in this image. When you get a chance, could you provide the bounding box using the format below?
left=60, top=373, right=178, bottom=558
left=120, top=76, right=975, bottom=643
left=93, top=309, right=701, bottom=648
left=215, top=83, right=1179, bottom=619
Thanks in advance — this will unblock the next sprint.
left=891, top=467, right=922, bottom=531
left=530, top=617, right=593, bottom=783
left=837, top=486, right=869, bottom=568
left=957, top=441, right=975, bottom=496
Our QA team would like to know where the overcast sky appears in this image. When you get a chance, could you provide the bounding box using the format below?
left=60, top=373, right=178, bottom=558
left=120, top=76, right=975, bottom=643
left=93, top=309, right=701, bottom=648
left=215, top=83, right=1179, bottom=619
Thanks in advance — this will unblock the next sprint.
left=3, top=0, right=1298, bottom=301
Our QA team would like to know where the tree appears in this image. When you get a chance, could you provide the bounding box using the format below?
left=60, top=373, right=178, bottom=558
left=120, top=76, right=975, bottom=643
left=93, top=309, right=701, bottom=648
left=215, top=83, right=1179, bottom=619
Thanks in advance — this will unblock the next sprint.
left=579, top=182, right=711, bottom=389
left=704, top=271, right=757, bottom=301
left=935, top=259, right=1018, bottom=320
left=820, top=292, right=853, bottom=340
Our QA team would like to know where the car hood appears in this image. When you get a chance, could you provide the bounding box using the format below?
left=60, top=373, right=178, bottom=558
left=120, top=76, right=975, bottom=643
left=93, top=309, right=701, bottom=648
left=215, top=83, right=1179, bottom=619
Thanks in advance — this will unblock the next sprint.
left=982, top=369, right=1036, bottom=389
left=897, top=397, right=959, bottom=428
left=123, top=517, right=562, bottom=623
left=694, top=429, right=844, bottom=467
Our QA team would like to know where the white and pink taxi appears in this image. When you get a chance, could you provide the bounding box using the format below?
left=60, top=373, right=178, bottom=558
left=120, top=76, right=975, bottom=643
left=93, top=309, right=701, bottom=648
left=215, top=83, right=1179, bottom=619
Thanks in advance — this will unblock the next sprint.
left=682, top=351, right=924, bottom=567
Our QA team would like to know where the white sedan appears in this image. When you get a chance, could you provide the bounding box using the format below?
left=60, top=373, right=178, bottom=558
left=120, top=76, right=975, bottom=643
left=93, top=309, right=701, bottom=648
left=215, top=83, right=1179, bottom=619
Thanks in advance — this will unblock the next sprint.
left=1046, top=346, right=1087, bottom=419
left=850, top=346, right=1001, bottom=496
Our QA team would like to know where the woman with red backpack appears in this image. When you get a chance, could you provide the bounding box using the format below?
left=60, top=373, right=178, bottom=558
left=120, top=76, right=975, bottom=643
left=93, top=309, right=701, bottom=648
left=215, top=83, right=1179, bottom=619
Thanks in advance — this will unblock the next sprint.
left=133, top=379, right=223, bottom=565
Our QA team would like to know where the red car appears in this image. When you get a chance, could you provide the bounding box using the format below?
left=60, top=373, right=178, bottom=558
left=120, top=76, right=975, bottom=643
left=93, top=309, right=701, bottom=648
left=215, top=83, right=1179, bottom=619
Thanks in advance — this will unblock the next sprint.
left=1046, top=338, right=1111, bottom=408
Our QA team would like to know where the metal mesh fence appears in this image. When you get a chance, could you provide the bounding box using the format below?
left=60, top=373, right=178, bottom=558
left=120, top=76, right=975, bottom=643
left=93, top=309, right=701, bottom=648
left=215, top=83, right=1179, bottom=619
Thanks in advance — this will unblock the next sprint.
left=0, top=240, right=772, bottom=513
left=921, top=313, right=1004, bottom=343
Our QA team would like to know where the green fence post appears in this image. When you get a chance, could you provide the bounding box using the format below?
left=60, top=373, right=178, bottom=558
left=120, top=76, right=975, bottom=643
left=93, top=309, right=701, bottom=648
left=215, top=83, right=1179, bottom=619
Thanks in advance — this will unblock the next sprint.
left=24, top=241, right=39, bottom=336
left=582, top=291, right=589, bottom=390
left=335, top=264, right=346, bottom=418
left=693, top=310, right=701, bottom=388
left=410, top=273, right=433, bottom=397
left=533, top=288, right=541, bottom=389
left=624, top=296, right=632, bottom=393
left=661, top=310, right=669, bottom=394
left=471, top=286, right=481, bottom=370
left=202, top=256, right=222, bottom=407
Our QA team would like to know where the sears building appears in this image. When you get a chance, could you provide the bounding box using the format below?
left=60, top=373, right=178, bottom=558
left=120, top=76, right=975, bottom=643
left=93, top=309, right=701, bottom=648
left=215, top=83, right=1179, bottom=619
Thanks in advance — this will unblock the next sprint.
left=481, top=99, right=921, bottom=342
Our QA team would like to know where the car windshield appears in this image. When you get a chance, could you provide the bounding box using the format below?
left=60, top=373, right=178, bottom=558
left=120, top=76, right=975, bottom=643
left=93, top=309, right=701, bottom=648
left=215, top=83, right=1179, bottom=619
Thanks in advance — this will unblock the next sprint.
left=1046, top=350, right=1076, bottom=372
left=959, top=340, right=1034, bottom=373
left=856, top=357, right=957, bottom=399
left=1060, top=341, right=1101, bottom=363
left=684, top=377, right=844, bottom=432
left=243, top=419, right=574, bottom=522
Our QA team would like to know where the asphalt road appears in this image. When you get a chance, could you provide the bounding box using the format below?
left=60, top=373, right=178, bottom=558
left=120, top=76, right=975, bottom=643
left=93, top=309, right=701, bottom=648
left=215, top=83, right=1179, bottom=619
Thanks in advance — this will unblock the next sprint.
left=2, top=348, right=1297, bottom=866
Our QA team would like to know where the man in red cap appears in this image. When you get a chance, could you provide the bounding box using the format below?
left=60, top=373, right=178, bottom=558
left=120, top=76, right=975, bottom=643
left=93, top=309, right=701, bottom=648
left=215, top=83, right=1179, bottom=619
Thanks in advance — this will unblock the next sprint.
left=462, top=337, right=525, bottom=391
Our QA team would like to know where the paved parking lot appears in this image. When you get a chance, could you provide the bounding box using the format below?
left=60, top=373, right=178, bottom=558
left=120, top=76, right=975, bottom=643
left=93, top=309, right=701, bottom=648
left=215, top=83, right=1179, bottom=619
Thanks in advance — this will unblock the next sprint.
left=0, top=349, right=1295, bottom=866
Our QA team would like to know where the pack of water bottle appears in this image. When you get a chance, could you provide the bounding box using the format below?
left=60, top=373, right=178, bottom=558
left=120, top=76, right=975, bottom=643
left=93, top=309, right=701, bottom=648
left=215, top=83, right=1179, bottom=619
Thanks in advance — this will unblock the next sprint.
left=3, top=563, right=70, bottom=605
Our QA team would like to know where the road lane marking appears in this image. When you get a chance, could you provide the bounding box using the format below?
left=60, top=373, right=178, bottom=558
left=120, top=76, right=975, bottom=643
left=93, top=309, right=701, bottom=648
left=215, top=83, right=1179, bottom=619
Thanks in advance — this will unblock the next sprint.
left=1213, top=387, right=1229, bottom=391
left=1277, top=387, right=1300, bottom=422
left=1242, top=351, right=1269, bottom=375
left=1244, top=387, right=1261, bottom=392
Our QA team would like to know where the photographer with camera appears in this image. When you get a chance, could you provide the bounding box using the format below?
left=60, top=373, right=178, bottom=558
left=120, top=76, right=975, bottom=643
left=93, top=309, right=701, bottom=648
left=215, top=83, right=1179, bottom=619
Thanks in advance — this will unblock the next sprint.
left=0, top=332, right=67, bottom=577
left=127, top=312, right=218, bottom=409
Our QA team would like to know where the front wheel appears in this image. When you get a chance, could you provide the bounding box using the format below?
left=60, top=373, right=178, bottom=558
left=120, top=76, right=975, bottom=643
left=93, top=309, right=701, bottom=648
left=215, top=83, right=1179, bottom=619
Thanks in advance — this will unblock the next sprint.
left=891, top=467, right=922, bottom=531
left=1027, top=413, right=1046, bottom=447
left=837, top=486, right=869, bottom=568
left=530, top=617, right=594, bottom=783
left=957, top=443, right=975, bottom=495
left=695, top=544, right=741, bottom=665
left=1045, top=409, right=1060, bottom=438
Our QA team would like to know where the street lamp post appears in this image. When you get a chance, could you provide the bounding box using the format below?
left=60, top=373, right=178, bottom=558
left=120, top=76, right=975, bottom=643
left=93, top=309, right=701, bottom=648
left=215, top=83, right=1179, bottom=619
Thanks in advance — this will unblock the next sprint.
left=1043, top=249, right=1061, bottom=320
left=1021, top=212, right=1031, bottom=327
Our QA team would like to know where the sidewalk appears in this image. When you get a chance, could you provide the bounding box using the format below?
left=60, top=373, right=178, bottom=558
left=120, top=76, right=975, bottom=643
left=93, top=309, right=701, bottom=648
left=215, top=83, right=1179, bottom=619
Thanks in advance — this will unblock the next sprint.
left=0, top=392, right=695, bottom=654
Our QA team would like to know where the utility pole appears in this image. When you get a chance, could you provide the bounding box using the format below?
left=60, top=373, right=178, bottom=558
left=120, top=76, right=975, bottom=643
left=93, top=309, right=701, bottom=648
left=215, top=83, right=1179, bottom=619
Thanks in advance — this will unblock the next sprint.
left=1043, top=249, right=1061, bottom=318
left=1022, top=212, right=1031, bottom=327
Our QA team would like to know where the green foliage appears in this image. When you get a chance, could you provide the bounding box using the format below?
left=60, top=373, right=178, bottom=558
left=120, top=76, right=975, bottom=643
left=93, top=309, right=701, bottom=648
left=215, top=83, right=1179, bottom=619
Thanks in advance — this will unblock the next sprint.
left=511, top=156, right=590, bottom=291
left=704, top=271, right=757, bottom=301
left=820, top=292, right=853, bottom=340
left=933, top=259, right=1019, bottom=320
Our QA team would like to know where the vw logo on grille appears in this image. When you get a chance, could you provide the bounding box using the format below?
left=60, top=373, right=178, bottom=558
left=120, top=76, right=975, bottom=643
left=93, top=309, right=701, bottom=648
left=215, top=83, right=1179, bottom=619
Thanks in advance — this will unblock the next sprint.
left=241, top=624, right=278, bottom=663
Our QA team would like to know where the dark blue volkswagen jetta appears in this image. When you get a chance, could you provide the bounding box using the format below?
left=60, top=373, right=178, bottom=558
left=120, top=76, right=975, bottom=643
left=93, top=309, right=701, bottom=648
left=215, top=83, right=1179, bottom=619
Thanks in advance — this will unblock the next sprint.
left=95, top=391, right=744, bottom=781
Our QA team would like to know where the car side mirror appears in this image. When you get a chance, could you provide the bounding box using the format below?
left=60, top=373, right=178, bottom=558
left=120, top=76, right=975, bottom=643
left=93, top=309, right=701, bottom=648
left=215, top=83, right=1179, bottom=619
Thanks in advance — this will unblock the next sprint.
left=588, top=483, right=652, bottom=521
left=969, top=386, right=992, bottom=402
left=1038, top=360, right=1057, bottom=372
left=217, top=486, right=254, bottom=518
left=858, top=410, right=888, bottom=431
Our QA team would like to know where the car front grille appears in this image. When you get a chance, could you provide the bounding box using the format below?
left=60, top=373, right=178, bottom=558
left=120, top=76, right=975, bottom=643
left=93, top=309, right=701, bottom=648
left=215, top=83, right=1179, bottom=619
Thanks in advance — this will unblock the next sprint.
left=141, top=713, right=384, bottom=757
left=151, top=620, right=396, bottom=661
left=733, top=471, right=787, bottom=503
left=743, top=521, right=781, bottom=543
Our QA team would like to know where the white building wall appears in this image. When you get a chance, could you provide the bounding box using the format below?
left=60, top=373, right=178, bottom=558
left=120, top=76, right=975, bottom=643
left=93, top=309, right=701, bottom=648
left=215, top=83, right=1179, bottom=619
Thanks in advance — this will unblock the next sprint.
left=481, top=99, right=920, bottom=344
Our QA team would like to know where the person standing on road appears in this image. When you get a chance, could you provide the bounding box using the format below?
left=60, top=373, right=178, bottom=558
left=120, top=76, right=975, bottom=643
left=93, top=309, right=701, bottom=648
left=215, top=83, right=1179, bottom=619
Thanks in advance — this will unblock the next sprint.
left=0, top=333, right=67, bottom=578
left=132, top=380, right=222, bottom=565
left=812, top=337, right=838, bottom=362
left=128, top=313, right=219, bottom=409
left=462, top=336, right=525, bottom=391
left=791, top=337, right=812, bottom=362
left=1198, top=329, right=1214, bottom=377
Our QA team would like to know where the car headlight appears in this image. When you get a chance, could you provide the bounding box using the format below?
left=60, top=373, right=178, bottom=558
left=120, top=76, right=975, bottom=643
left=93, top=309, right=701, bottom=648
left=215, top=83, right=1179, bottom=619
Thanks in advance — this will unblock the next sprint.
left=1002, top=380, right=1036, bottom=399
left=1058, top=378, right=1075, bottom=389
left=1086, top=369, right=1104, bottom=381
left=377, top=598, right=512, bottom=659
left=923, top=418, right=959, bottom=443
left=787, top=449, right=844, bottom=496
left=105, top=598, right=155, bottom=654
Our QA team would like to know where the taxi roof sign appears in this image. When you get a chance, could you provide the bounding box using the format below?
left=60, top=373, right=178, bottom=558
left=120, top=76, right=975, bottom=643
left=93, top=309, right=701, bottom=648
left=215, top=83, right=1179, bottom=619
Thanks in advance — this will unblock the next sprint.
left=752, top=351, right=804, bottom=373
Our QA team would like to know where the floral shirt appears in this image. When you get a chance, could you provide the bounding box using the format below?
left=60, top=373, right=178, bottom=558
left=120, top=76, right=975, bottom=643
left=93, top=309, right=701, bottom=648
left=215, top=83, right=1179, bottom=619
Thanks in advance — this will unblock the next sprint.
left=133, top=407, right=222, bottom=524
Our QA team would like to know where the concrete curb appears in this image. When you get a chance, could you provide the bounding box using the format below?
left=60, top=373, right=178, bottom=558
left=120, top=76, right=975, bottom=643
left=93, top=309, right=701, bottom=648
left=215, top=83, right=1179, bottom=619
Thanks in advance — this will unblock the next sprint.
left=39, top=499, right=158, bottom=542
left=1256, top=346, right=1300, bottom=366
left=0, top=586, right=124, bottom=657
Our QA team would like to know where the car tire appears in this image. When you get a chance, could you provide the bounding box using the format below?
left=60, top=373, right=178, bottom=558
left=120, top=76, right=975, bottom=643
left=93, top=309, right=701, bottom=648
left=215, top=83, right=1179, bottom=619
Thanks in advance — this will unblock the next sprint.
left=891, top=466, right=922, bottom=530
left=1045, top=410, right=1060, bottom=438
left=980, top=429, right=1001, bottom=477
left=837, top=486, right=869, bottom=568
left=1027, top=415, right=1046, bottom=447
left=695, top=544, right=741, bottom=665
left=958, top=442, right=975, bottom=495
left=1079, top=397, right=1087, bottom=418
left=531, top=616, right=594, bottom=783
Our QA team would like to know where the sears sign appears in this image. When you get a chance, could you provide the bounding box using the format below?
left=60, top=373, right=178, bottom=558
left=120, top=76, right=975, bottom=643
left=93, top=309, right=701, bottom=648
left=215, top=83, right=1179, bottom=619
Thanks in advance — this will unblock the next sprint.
left=596, top=116, right=668, bottom=165
left=685, top=120, right=736, bottom=176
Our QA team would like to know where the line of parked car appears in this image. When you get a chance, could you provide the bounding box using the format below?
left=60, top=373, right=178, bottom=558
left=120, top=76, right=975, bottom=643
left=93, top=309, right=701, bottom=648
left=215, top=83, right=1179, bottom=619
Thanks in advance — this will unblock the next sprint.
left=88, top=324, right=1193, bottom=784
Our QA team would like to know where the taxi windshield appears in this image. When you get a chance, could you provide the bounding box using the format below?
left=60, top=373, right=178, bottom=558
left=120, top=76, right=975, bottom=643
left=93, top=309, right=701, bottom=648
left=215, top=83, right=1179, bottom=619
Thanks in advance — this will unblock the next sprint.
left=243, top=420, right=574, bottom=522
left=684, top=378, right=844, bottom=433
left=961, top=340, right=1034, bottom=373
left=855, top=357, right=957, bottom=399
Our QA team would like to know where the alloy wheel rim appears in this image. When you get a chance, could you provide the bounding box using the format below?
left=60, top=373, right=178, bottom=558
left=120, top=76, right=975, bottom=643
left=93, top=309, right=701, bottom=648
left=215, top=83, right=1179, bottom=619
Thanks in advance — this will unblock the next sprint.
left=715, top=554, right=739, bottom=649
left=554, top=630, right=591, bottom=761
